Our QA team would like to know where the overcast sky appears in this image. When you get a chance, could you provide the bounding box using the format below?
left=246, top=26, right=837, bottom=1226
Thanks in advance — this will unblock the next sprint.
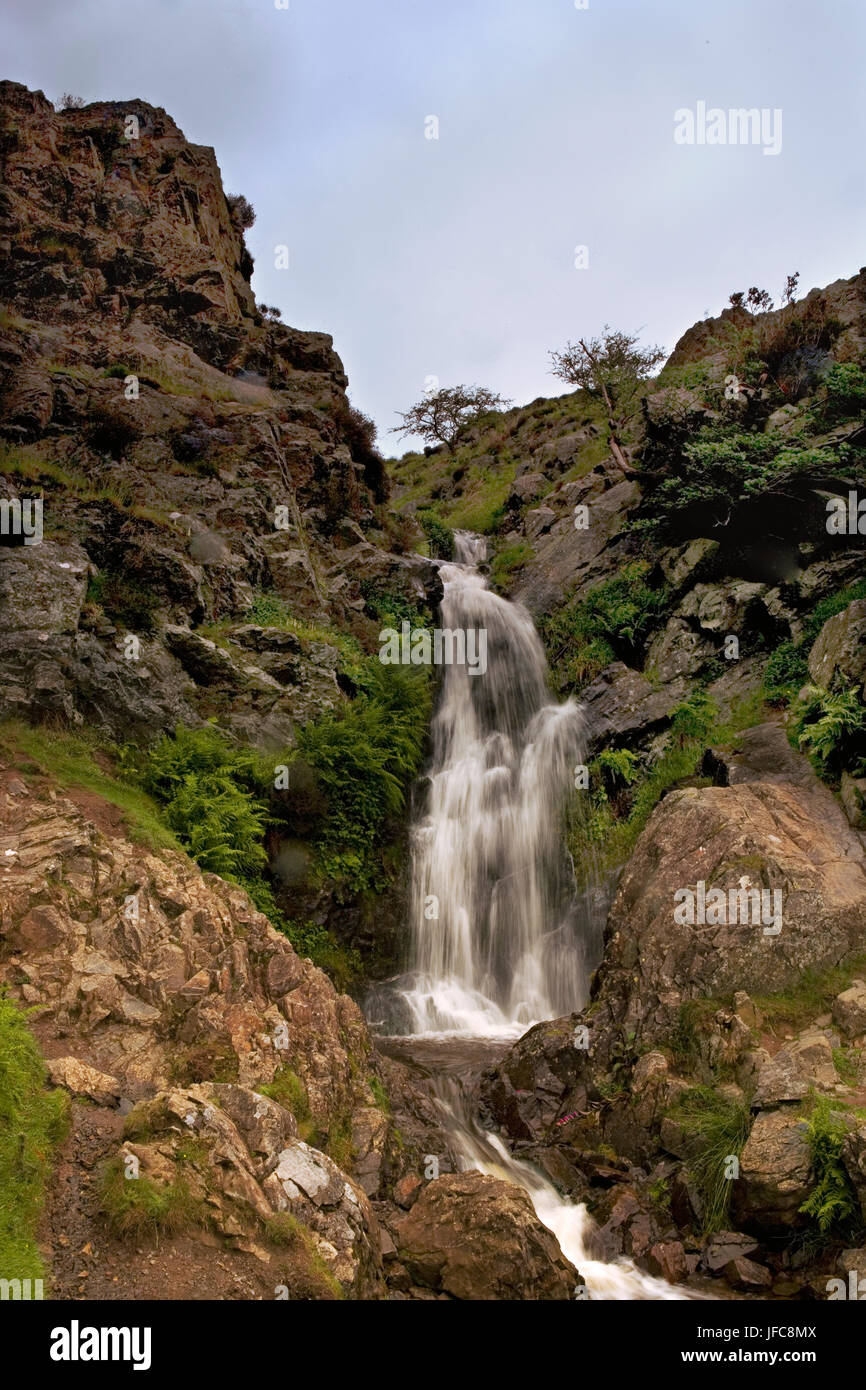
left=3, top=0, right=864, bottom=453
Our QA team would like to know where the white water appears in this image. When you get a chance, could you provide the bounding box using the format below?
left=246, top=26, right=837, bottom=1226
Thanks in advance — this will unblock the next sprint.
left=384, top=532, right=697, bottom=1299
left=397, top=531, right=593, bottom=1035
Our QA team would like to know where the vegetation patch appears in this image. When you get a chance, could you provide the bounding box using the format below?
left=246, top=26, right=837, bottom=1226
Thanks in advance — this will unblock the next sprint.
left=0, top=996, right=69, bottom=1284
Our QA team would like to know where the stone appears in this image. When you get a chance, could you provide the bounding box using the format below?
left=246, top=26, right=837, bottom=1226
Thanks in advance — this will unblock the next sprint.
left=841, top=773, right=866, bottom=830
left=46, top=1056, right=121, bottom=1106
left=734, top=1111, right=813, bottom=1231
left=832, top=980, right=866, bottom=1038
left=395, top=1171, right=579, bottom=1300
left=808, top=600, right=866, bottom=694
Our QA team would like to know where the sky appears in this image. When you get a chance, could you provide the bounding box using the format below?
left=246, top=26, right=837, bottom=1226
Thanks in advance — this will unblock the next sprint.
left=3, top=0, right=864, bottom=454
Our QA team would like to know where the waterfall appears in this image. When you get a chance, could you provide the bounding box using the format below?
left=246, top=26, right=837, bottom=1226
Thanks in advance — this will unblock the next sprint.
left=373, top=531, right=699, bottom=1300
left=397, top=530, right=594, bottom=1035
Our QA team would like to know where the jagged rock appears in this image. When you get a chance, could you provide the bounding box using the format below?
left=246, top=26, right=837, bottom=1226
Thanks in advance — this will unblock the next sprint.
left=580, top=662, right=689, bottom=748
left=395, top=1171, right=579, bottom=1300
left=646, top=1240, right=688, bottom=1284
left=120, top=1085, right=384, bottom=1297
left=657, top=539, right=720, bottom=598
left=702, top=1231, right=759, bottom=1273
left=646, top=618, right=716, bottom=683
left=0, top=769, right=371, bottom=1135
left=832, top=980, right=866, bottom=1038
left=733, top=1111, right=813, bottom=1231
left=751, top=1031, right=837, bottom=1108
left=46, top=1055, right=121, bottom=1105
left=723, top=1257, right=773, bottom=1290
left=808, top=599, right=866, bottom=694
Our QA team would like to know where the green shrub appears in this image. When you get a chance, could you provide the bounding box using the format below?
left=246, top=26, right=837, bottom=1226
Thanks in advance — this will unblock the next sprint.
left=813, top=363, right=866, bottom=425
left=417, top=509, right=455, bottom=560
left=541, top=562, right=668, bottom=688
left=0, top=996, right=69, bottom=1282
left=799, top=1097, right=859, bottom=1235
left=793, top=684, right=866, bottom=778
left=763, top=640, right=809, bottom=702
left=490, top=540, right=532, bottom=592
left=296, top=661, right=430, bottom=891
left=139, top=724, right=269, bottom=878
left=360, top=581, right=428, bottom=632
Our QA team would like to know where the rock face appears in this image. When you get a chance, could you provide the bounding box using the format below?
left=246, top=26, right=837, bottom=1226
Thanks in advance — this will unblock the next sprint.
left=0, top=80, right=441, bottom=748
left=395, top=1171, right=579, bottom=1299
left=808, top=599, right=866, bottom=695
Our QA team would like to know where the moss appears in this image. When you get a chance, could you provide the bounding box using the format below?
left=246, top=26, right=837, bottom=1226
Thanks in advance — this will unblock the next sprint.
left=368, top=1076, right=390, bottom=1114
left=0, top=996, right=69, bottom=1284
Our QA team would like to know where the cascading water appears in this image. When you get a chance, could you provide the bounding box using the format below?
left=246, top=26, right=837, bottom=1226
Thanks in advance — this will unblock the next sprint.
left=374, top=531, right=698, bottom=1299
left=396, top=530, right=596, bottom=1035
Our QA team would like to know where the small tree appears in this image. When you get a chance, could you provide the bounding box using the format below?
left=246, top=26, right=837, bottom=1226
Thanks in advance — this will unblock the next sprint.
left=226, top=193, right=256, bottom=229
left=392, top=384, right=511, bottom=453
left=59, top=93, right=85, bottom=110
left=548, top=327, right=665, bottom=474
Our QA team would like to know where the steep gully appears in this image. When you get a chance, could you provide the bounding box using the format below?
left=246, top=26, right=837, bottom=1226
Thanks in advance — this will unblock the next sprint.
left=369, top=534, right=691, bottom=1298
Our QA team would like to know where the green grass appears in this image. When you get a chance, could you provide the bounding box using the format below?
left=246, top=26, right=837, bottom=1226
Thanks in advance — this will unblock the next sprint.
left=0, top=721, right=181, bottom=852
left=665, top=1085, right=752, bottom=1234
left=98, top=1156, right=208, bottom=1239
left=258, top=1067, right=315, bottom=1142
left=752, top=954, right=866, bottom=1033
left=0, top=996, right=69, bottom=1283
left=490, top=540, right=533, bottom=593
left=262, top=1212, right=344, bottom=1299
left=368, top=1076, right=390, bottom=1113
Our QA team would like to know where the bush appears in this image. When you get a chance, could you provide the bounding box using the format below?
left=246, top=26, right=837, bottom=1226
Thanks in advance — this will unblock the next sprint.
left=98, top=1157, right=207, bottom=1239
left=140, top=725, right=270, bottom=878
left=226, top=193, right=256, bottom=229
left=417, top=509, right=455, bottom=561
left=793, top=685, right=866, bottom=779
left=296, top=661, right=430, bottom=891
left=815, top=363, right=866, bottom=424
left=541, top=562, right=668, bottom=687
left=762, top=640, right=809, bottom=703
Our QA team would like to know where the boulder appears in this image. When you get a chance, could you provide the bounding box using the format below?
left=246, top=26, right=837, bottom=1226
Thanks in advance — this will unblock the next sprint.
left=46, top=1055, right=121, bottom=1106
left=808, top=599, right=866, bottom=694
left=395, top=1171, right=579, bottom=1300
left=832, top=980, right=866, bottom=1038
left=734, top=1111, right=813, bottom=1231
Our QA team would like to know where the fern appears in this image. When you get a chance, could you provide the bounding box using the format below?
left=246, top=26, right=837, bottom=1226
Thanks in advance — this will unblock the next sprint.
left=799, top=1097, right=858, bottom=1235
